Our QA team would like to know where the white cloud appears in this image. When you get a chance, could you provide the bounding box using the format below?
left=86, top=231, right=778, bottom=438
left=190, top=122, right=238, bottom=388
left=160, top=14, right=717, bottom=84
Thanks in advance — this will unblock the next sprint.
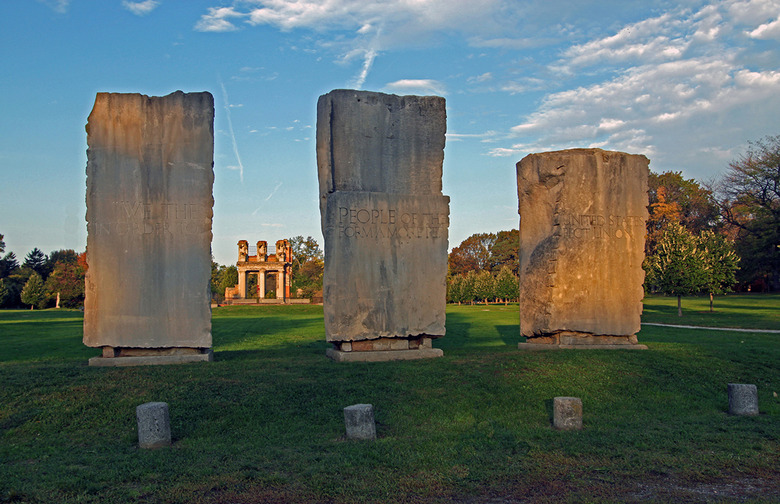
left=486, top=0, right=780, bottom=177
left=198, top=0, right=515, bottom=87
left=748, top=17, right=780, bottom=39
left=385, top=79, right=446, bottom=95
left=468, top=72, right=493, bottom=84
left=122, top=0, right=160, bottom=16
left=195, top=7, right=244, bottom=32
left=38, top=0, right=69, bottom=13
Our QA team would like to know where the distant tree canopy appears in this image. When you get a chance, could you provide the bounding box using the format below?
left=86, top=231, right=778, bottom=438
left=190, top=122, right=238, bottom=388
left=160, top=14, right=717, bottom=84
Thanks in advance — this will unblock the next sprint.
left=713, top=134, right=780, bottom=291
left=448, top=229, right=518, bottom=277
left=0, top=244, right=87, bottom=309
left=288, top=235, right=323, bottom=299
left=646, top=171, right=718, bottom=255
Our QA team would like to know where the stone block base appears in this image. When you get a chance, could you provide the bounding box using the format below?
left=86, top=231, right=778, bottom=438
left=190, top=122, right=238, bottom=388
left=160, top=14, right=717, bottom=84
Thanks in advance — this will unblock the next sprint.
left=326, top=347, right=444, bottom=362
left=519, top=331, right=647, bottom=350
left=326, top=336, right=443, bottom=362
left=89, top=347, right=213, bottom=367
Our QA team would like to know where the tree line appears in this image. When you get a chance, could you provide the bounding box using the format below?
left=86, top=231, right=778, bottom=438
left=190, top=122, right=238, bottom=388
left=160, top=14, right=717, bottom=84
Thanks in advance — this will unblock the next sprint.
left=0, top=238, right=86, bottom=309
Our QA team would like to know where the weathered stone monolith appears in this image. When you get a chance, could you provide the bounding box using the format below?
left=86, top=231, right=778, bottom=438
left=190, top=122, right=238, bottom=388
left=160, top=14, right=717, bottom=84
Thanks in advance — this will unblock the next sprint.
left=317, top=90, right=449, bottom=361
left=517, top=149, right=649, bottom=349
left=84, top=91, right=214, bottom=366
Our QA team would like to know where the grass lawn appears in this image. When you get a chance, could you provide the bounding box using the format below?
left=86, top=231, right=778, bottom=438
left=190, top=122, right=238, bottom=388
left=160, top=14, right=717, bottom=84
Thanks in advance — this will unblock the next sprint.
left=0, top=297, right=778, bottom=503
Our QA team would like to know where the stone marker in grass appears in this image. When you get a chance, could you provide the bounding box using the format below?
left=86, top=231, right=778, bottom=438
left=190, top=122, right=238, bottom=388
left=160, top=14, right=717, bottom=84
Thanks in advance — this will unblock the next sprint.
left=553, top=397, right=583, bottom=430
left=728, top=383, right=759, bottom=416
left=344, top=403, right=376, bottom=440
left=84, top=91, right=214, bottom=366
left=517, top=149, right=649, bottom=350
left=317, top=90, right=449, bottom=362
left=136, top=402, right=171, bottom=449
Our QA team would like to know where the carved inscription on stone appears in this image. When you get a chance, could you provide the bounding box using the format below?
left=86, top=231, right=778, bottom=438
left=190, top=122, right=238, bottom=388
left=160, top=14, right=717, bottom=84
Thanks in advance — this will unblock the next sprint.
left=323, top=191, right=449, bottom=342
left=331, top=205, right=449, bottom=240
left=88, top=202, right=210, bottom=236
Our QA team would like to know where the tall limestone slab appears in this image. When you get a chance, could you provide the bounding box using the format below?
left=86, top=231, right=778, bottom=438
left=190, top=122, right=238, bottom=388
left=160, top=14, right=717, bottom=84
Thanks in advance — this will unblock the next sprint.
left=317, top=89, right=449, bottom=361
left=84, top=91, right=215, bottom=366
left=516, top=149, right=649, bottom=349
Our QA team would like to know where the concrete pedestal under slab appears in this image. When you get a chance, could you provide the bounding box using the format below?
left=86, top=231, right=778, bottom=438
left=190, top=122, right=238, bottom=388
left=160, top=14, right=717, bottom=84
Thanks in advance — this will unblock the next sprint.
left=518, top=343, right=648, bottom=350
left=89, top=348, right=213, bottom=366
left=326, top=347, right=443, bottom=362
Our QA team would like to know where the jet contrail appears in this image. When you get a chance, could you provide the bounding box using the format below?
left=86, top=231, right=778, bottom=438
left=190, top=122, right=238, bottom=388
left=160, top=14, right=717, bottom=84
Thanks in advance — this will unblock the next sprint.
left=219, top=78, right=244, bottom=184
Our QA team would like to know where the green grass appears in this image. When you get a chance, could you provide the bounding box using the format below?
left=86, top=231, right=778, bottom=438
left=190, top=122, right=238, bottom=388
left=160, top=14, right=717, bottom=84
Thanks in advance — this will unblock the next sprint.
left=642, top=293, right=780, bottom=330
left=0, top=298, right=778, bottom=503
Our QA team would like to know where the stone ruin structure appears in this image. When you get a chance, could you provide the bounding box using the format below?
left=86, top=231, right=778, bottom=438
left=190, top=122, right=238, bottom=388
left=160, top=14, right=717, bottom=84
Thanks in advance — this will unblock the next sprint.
left=224, top=239, right=293, bottom=303
left=317, top=89, right=450, bottom=362
left=83, top=91, right=214, bottom=366
left=517, top=148, right=649, bottom=349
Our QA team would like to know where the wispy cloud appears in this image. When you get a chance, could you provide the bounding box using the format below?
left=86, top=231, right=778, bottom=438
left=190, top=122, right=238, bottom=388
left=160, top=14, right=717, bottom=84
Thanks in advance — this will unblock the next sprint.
left=38, top=0, right=69, bottom=13
left=219, top=78, right=245, bottom=183
left=122, top=0, right=160, bottom=16
left=385, top=79, right=446, bottom=96
left=197, top=0, right=515, bottom=89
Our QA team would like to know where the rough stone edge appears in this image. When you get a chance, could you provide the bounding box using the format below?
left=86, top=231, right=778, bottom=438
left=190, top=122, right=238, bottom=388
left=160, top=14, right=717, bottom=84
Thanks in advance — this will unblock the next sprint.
left=518, top=343, right=648, bottom=350
left=89, top=351, right=213, bottom=367
left=326, top=348, right=444, bottom=362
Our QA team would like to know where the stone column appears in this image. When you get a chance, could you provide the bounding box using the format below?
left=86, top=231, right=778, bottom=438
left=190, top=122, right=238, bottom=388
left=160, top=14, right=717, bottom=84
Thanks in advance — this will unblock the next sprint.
left=84, top=91, right=214, bottom=366
left=317, top=89, right=449, bottom=362
left=238, top=270, right=246, bottom=299
left=516, top=148, right=649, bottom=350
left=258, top=271, right=266, bottom=299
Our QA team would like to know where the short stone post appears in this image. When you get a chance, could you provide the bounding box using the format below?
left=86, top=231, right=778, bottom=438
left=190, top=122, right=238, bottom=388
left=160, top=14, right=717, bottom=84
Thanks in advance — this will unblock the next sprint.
left=344, top=404, right=376, bottom=440
left=136, top=402, right=171, bottom=449
left=553, top=397, right=583, bottom=430
left=728, top=383, right=759, bottom=416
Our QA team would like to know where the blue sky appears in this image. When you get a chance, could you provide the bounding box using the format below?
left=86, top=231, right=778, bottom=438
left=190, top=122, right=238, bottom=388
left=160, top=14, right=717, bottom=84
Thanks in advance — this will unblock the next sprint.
left=1, top=0, right=778, bottom=266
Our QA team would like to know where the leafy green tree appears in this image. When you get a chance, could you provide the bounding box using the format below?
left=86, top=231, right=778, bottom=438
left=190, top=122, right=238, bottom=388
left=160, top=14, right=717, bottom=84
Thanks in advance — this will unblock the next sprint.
left=462, top=270, right=477, bottom=305
left=644, top=222, right=707, bottom=317
left=698, top=230, right=740, bottom=312
left=44, top=261, right=86, bottom=308
left=488, top=229, right=519, bottom=275
left=0, top=279, right=8, bottom=306
left=714, top=135, right=780, bottom=290
left=473, top=270, right=496, bottom=305
left=495, top=266, right=519, bottom=305
left=447, top=275, right=471, bottom=305
left=218, top=265, right=238, bottom=298
left=21, top=272, right=46, bottom=310
left=288, top=236, right=323, bottom=299
left=0, top=233, right=4, bottom=254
